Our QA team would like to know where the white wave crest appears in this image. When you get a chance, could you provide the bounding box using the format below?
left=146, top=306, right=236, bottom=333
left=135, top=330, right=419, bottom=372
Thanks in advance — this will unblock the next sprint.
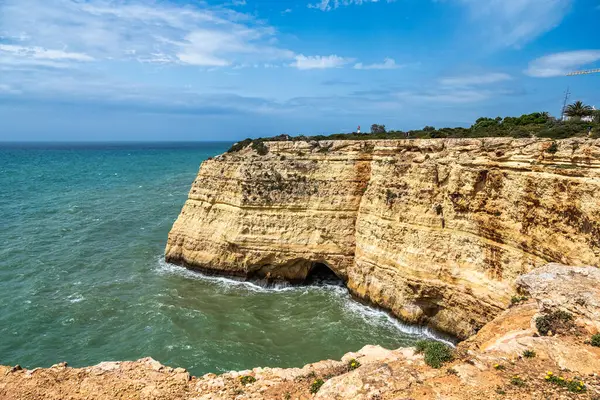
left=155, top=257, right=455, bottom=346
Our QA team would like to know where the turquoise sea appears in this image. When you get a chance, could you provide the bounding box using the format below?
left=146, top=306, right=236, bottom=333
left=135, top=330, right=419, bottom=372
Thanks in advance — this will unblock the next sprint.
left=0, top=142, right=442, bottom=376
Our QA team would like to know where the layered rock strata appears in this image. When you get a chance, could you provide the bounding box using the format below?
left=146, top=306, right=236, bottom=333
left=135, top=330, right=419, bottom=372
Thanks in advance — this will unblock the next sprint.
left=165, top=138, right=600, bottom=338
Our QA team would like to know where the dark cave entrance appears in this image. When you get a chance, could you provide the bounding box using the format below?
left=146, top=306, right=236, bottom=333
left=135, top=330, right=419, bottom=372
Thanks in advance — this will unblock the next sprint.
left=305, top=262, right=344, bottom=286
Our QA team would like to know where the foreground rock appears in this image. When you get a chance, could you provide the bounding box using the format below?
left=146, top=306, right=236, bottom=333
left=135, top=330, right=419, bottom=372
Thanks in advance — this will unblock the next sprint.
left=165, top=138, right=600, bottom=338
left=2, top=264, right=599, bottom=399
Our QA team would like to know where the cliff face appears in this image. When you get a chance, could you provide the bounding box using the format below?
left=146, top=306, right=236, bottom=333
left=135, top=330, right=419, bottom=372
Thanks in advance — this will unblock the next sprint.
left=165, top=138, right=600, bottom=338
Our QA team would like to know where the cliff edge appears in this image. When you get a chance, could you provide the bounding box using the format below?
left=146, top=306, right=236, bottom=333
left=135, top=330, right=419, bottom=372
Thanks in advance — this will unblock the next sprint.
left=165, top=138, right=600, bottom=339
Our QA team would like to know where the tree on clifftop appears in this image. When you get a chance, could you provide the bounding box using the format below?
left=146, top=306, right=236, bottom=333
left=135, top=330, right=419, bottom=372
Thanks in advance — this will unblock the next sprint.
left=565, top=101, right=594, bottom=118
left=371, top=124, right=386, bottom=134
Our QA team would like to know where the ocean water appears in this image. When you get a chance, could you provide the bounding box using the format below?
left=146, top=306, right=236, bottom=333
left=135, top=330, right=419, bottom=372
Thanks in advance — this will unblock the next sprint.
left=0, top=142, right=443, bottom=376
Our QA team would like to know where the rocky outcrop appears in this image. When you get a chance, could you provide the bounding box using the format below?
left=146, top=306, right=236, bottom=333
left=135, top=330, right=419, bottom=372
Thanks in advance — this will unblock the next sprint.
left=4, top=264, right=600, bottom=399
left=166, top=138, right=600, bottom=339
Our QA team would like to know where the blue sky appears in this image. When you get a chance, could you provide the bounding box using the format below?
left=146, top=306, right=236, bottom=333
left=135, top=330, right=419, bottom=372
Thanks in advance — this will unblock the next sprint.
left=0, top=0, right=599, bottom=141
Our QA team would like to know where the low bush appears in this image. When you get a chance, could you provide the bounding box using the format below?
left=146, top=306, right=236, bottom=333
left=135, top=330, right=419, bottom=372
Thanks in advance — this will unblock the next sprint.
left=227, top=138, right=253, bottom=153
left=310, top=379, right=325, bottom=394
left=522, top=350, right=536, bottom=358
left=511, top=375, right=526, bottom=387
left=535, top=310, right=573, bottom=336
left=545, top=141, right=559, bottom=154
left=347, top=359, right=361, bottom=371
left=251, top=140, right=269, bottom=156
left=511, top=295, right=528, bottom=305
left=239, top=375, right=256, bottom=385
left=591, top=334, right=600, bottom=347
left=414, top=340, right=454, bottom=369
left=227, top=138, right=270, bottom=155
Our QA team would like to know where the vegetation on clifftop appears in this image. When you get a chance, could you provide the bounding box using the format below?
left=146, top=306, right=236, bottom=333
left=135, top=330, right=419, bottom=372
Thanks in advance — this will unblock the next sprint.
left=415, top=340, right=454, bottom=368
left=227, top=108, right=599, bottom=154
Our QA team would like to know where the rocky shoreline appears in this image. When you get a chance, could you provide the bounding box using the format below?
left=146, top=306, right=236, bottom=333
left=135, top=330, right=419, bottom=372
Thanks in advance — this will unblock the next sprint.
left=3, top=263, right=600, bottom=399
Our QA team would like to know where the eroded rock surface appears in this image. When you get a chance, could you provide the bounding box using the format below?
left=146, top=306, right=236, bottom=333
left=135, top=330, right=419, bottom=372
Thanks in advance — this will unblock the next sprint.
left=3, top=264, right=600, bottom=399
left=166, top=138, right=600, bottom=338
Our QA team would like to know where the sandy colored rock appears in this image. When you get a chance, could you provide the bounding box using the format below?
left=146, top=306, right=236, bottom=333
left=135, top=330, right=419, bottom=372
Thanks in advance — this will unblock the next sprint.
left=166, top=138, right=600, bottom=338
left=517, top=263, right=600, bottom=333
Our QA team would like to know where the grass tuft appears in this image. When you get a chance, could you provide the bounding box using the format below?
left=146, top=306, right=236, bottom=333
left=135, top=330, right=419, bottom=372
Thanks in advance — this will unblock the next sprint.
left=310, top=379, right=325, bottom=394
left=239, top=375, right=256, bottom=385
left=414, top=340, right=454, bottom=369
left=522, top=350, right=536, bottom=358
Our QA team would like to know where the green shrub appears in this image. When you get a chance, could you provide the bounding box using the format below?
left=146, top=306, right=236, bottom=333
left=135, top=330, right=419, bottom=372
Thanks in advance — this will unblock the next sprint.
left=414, top=340, right=454, bottom=368
left=415, top=340, right=428, bottom=353
left=511, top=375, right=526, bottom=387
left=347, top=358, right=361, bottom=371
left=591, top=334, right=600, bottom=347
left=566, top=379, right=586, bottom=393
left=546, top=142, right=559, bottom=154
left=227, top=138, right=253, bottom=153
left=494, top=363, right=505, bottom=370
left=522, top=350, right=536, bottom=358
left=310, top=378, right=325, bottom=394
left=535, top=310, right=573, bottom=336
left=239, top=375, right=256, bottom=385
left=251, top=140, right=269, bottom=156
left=511, top=295, right=528, bottom=305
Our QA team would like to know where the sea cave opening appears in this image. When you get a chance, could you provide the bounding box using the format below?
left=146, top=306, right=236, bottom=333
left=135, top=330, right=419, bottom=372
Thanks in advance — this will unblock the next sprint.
left=305, top=262, right=345, bottom=286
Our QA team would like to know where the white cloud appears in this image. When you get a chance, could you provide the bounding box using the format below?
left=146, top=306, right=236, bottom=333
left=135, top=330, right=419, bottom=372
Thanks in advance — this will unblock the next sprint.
left=440, top=72, right=512, bottom=86
left=525, top=50, right=600, bottom=77
left=457, top=0, right=573, bottom=47
left=291, top=54, right=352, bottom=70
left=0, top=0, right=293, bottom=69
left=0, top=44, right=93, bottom=63
left=354, top=58, right=400, bottom=70
left=308, top=0, right=395, bottom=11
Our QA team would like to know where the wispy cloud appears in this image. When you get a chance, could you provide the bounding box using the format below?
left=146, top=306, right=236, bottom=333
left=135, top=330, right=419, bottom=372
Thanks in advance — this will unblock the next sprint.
left=0, top=44, right=93, bottom=62
left=0, top=0, right=293, bottom=69
left=440, top=72, right=512, bottom=86
left=308, top=0, right=572, bottom=47
left=456, top=0, right=573, bottom=47
left=354, top=58, right=400, bottom=70
left=308, top=0, right=395, bottom=11
left=525, top=50, right=600, bottom=77
left=291, top=54, right=352, bottom=69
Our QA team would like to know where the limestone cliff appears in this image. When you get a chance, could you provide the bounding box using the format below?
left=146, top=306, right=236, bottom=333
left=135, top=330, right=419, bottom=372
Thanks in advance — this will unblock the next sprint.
left=165, top=138, right=600, bottom=339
